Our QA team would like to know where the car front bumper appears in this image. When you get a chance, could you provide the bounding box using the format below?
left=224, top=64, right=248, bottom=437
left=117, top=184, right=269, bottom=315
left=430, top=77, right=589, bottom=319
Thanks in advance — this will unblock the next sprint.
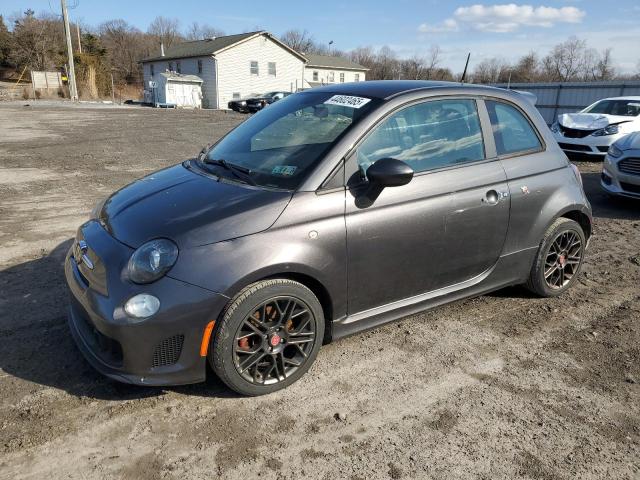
left=65, top=221, right=229, bottom=386
left=601, top=152, right=640, bottom=199
left=553, top=131, right=624, bottom=157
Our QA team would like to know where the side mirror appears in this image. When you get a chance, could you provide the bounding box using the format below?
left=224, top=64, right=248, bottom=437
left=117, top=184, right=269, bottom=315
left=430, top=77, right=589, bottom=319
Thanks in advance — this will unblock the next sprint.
left=354, top=158, right=414, bottom=208
left=366, top=158, right=414, bottom=187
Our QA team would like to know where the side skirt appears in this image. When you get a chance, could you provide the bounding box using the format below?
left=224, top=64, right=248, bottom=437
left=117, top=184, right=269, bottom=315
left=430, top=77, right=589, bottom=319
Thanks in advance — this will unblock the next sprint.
left=331, top=247, right=537, bottom=340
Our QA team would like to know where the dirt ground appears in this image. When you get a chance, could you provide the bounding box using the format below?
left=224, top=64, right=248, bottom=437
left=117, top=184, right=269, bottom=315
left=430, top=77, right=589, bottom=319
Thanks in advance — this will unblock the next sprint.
left=0, top=102, right=638, bottom=480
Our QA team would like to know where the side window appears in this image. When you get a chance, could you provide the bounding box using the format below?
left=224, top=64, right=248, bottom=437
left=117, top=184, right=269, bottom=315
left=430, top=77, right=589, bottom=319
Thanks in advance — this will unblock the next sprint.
left=354, top=99, right=485, bottom=174
left=485, top=100, right=542, bottom=156
left=340, top=72, right=345, bottom=83
left=250, top=61, right=259, bottom=75
left=328, top=71, right=335, bottom=82
left=313, top=71, right=319, bottom=81
left=197, top=59, right=203, bottom=74
left=150, top=64, right=155, bottom=76
left=176, top=61, right=181, bottom=73
left=268, top=62, right=276, bottom=76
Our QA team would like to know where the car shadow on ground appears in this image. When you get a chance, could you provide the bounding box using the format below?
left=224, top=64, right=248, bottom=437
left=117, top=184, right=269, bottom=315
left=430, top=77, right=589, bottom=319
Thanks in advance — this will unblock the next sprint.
left=0, top=239, right=238, bottom=401
left=580, top=171, right=640, bottom=221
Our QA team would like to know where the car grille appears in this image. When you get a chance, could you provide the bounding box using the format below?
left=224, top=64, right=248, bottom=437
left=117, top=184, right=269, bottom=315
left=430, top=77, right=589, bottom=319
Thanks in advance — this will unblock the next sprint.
left=152, top=334, right=184, bottom=367
left=618, top=157, right=640, bottom=176
left=560, top=125, right=596, bottom=138
left=620, top=181, right=640, bottom=195
left=558, top=142, right=592, bottom=152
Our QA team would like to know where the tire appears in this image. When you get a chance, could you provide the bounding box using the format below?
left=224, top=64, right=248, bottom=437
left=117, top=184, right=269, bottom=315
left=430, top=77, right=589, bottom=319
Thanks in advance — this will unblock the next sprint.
left=210, top=279, right=324, bottom=396
left=525, top=217, right=586, bottom=297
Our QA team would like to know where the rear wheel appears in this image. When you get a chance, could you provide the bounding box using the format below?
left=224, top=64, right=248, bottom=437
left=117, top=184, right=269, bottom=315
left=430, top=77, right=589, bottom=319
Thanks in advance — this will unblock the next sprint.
left=210, top=279, right=324, bottom=396
left=525, top=217, right=586, bottom=297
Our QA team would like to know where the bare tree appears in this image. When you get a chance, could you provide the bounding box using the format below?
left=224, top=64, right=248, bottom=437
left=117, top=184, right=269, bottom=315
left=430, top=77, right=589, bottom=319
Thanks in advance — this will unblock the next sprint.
left=185, top=22, right=224, bottom=41
left=100, top=19, right=151, bottom=83
left=349, top=46, right=376, bottom=68
left=541, top=36, right=587, bottom=81
left=511, top=52, right=539, bottom=82
left=280, top=29, right=315, bottom=54
left=9, top=11, right=65, bottom=71
left=148, top=16, right=181, bottom=50
left=591, top=48, right=616, bottom=81
left=472, top=57, right=511, bottom=83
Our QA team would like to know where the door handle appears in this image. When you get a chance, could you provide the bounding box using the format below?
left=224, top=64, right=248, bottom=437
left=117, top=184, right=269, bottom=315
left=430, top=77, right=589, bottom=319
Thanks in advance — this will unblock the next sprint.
left=483, top=190, right=500, bottom=205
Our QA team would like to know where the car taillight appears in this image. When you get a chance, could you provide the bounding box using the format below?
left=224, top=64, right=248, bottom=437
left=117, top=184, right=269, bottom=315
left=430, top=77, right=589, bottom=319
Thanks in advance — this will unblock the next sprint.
left=570, top=163, right=583, bottom=187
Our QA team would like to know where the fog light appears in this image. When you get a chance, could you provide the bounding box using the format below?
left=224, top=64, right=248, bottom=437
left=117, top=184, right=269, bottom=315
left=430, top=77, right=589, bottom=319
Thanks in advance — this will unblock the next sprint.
left=124, top=294, right=160, bottom=319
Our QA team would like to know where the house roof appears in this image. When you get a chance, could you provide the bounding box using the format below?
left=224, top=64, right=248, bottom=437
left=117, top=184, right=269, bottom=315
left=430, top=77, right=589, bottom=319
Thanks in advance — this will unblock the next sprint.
left=159, top=72, right=203, bottom=82
left=304, top=54, right=368, bottom=71
left=142, top=31, right=307, bottom=63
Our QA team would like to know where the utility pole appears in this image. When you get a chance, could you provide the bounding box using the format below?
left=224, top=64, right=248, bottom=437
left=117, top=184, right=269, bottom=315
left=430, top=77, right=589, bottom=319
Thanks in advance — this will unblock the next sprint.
left=61, top=0, right=78, bottom=101
left=76, top=24, right=82, bottom=54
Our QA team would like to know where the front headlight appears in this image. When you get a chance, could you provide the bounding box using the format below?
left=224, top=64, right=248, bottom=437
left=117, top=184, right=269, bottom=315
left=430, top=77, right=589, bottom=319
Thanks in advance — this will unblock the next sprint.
left=128, top=239, right=178, bottom=284
left=591, top=124, right=619, bottom=136
left=550, top=122, right=560, bottom=133
left=608, top=144, right=623, bottom=158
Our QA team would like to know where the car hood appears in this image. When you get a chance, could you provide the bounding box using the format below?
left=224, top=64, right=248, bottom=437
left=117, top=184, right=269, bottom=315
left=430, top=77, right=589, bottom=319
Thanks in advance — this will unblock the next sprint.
left=615, top=131, right=640, bottom=150
left=98, top=163, right=292, bottom=249
left=558, top=112, right=633, bottom=130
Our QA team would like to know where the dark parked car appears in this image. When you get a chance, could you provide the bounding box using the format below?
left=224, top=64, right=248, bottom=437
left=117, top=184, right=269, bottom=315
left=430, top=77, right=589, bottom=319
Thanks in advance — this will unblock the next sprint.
left=228, top=91, right=291, bottom=113
left=66, top=81, right=592, bottom=395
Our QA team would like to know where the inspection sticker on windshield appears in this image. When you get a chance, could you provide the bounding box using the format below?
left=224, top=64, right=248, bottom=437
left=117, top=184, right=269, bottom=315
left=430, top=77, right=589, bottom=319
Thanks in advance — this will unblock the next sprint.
left=324, top=95, right=371, bottom=109
left=272, top=165, right=297, bottom=176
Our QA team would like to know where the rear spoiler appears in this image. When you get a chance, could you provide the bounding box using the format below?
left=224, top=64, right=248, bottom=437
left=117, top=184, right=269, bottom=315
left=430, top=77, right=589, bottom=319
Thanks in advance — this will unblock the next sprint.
left=513, top=90, right=537, bottom=106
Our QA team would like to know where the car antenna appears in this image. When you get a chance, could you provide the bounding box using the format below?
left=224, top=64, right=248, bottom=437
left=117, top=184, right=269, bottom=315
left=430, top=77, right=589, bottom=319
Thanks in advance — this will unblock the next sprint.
left=459, top=53, right=471, bottom=84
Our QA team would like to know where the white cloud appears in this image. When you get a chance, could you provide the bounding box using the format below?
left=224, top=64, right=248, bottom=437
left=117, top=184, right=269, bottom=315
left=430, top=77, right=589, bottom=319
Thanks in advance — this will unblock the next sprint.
left=418, top=18, right=459, bottom=33
left=453, top=4, right=586, bottom=33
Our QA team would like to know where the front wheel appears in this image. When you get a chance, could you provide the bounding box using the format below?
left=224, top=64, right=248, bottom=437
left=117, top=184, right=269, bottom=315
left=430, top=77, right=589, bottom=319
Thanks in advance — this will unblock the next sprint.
left=525, top=217, right=586, bottom=297
left=210, top=279, right=324, bottom=396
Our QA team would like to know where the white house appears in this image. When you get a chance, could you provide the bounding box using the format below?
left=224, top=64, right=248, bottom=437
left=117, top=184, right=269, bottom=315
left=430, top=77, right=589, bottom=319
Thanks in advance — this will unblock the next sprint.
left=141, top=31, right=307, bottom=109
left=303, top=54, right=368, bottom=87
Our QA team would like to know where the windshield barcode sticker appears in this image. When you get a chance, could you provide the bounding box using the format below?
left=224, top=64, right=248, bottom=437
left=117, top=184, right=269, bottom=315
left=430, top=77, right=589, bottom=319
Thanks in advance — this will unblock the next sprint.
left=324, top=95, right=371, bottom=109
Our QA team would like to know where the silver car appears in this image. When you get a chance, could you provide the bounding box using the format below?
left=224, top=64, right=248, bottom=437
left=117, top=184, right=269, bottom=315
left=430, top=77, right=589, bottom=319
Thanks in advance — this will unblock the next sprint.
left=601, top=132, right=640, bottom=198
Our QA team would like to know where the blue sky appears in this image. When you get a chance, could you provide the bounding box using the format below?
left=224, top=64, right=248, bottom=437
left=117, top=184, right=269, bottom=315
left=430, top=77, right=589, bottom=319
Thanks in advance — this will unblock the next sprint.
left=2, top=1, right=639, bottom=73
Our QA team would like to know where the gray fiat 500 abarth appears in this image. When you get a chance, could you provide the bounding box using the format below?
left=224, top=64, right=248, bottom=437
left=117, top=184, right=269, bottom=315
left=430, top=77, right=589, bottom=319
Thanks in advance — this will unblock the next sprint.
left=66, top=81, right=592, bottom=395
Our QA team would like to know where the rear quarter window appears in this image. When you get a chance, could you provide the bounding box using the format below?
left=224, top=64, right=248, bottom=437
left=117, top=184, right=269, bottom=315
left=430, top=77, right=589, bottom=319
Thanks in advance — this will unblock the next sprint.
left=486, top=100, right=542, bottom=156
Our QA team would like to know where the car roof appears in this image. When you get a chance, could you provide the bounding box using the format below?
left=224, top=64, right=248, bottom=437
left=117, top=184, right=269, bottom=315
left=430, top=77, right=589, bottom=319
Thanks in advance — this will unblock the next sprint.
left=595, top=96, right=640, bottom=101
left=303, top=80, right=510, bottom=100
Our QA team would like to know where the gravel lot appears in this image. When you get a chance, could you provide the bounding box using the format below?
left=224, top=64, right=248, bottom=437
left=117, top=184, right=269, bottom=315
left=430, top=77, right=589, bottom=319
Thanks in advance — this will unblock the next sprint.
left=0, top=103, right=638, bottom=480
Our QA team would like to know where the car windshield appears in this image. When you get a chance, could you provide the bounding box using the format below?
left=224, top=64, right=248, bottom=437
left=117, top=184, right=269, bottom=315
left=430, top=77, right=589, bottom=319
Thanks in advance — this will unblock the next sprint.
left=583, top=99, right=640, bottom=117
left=203, top=91, right=379, bottom=190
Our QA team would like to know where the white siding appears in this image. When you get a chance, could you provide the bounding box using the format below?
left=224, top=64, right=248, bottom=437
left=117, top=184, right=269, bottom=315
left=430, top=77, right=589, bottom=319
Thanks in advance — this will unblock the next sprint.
left=215, top=35, right=305, bottom=109
left=303, top=67, right=366, bottom=87
left=143, top=56, right=217, bottom=108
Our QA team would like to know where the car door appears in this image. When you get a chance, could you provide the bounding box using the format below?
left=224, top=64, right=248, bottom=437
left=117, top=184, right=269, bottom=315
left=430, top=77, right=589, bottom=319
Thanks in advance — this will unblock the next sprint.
left=344, top=97, right=510, bottom=314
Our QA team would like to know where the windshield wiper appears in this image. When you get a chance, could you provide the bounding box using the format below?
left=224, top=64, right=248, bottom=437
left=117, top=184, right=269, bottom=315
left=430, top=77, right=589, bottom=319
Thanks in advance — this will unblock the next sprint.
left=204, top=158, right=256, bottom=186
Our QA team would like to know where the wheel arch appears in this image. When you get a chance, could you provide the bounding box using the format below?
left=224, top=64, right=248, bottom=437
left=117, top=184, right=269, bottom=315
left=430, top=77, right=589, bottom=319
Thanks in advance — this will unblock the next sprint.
left=560, top=209, right=592, bottom=239
left=224, top=266, right=335, bottom=344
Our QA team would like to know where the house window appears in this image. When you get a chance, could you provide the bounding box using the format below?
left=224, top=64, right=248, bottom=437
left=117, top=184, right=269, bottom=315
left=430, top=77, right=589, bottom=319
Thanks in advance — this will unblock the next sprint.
left=168, top=62, right=173, bottom=71
left=313, top=71, right=319, bottom=81
left=197, top=60, right=203, bottom=74
left=233, top=92, right=240, bottom=99
left=268, top=62, right=276, bottom=76
left=355, top=73, right=360, bottom=82
left=176, top=61, right=181, bottom=73
left=340, top=72, right=345, bottom=83
left=150, top=64, right=155, bottom=76
left=328, top=71, right=334, bottom=82
left=250, top=61, right=259, bottom=75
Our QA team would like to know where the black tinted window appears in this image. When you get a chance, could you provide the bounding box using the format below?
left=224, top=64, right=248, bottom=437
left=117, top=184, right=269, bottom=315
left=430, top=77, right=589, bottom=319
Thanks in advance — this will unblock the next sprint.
left=356, top=99, right=485, bottom=173
left=486, top=100, right=541, bottom=156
